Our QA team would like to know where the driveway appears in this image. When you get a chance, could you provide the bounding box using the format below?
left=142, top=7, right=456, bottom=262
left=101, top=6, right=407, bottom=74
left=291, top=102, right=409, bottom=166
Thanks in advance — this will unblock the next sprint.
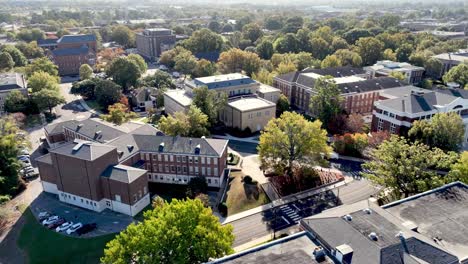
left=29, top=193, right=133, bottom=237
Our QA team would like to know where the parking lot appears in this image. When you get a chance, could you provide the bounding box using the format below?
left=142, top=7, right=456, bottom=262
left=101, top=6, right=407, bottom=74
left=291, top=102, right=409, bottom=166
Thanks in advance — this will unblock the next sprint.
left=29, top=193, right=133, bottom=238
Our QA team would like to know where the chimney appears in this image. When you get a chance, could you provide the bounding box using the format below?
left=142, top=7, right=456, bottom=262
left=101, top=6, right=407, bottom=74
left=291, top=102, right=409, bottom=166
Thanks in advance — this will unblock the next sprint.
left=313, top=247, right=326, bottom=262
left=334, top=244, right=353, bottom=264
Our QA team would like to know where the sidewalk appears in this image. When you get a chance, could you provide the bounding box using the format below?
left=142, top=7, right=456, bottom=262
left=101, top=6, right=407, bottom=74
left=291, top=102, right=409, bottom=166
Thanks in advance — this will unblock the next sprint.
left=222, top=178, right=349, bottom=224
left=78, top=97, right=102, bottom=116
left=213, top=134, right=259, bottom=144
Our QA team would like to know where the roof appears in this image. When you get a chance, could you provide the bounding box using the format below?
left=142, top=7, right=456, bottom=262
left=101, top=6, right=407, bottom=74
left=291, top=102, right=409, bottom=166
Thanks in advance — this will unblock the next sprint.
left=210, top=232, right=333, bottom=264
left=164, top=89, right=192, bottom=106
left=57, top=34, right=96, bottom=44
left=44, top=118, right=143, bottom=143
left=302, top=200, right=459, bottom=264
left=367, top=60, right=425, bottom=72
left=432, top=50, right=468, bottom=63
left=51, top=46, right=89, bottom=56
left=379, top=86, right=430, bottom=99
left=192, top=73, right=256, bottom=89
left=101, top=164, right=146, bottom=183
left=0, top=73, right=27, bottom=91
left=376, top=90, right=458, bottom=114
left=228, top=96, right=276, bottom=112
left=383, top=182, right=468, bottom=262
left=49, top=140, right=116, bottom=161
left=35, top=153, right=53, bottom=165
left=258, top=84, right=280, bottom=94
left=134, top=87, right=157, bottom=102
left=275, top=66, right=366, bottom=84
left=37, top=38, right=58, bottom=46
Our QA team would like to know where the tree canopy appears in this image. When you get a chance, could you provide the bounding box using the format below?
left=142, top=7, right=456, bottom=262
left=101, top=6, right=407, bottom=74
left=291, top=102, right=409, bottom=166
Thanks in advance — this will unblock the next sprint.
left=158, top=106, right=210, bottom=137
left=217, top=48, right=261, bottom=76
left=79, top=64, right=93, bottom=80
left=25, top=57, right=59, bottom=78
left=27, top=71, right=60, bottom=93
left=309, top=77, right=343, bottom=130
left=101, top=103, right=138, bottom=125
left=443, top=63, right=468, bottom=88
left=106, top=56, right=142, bottom=91
left=1, top=45, right=27, bottom=67
left=182, top=28, right=224, bottom=53
left=192, top=86, right=227, bottom=125
left=258, top=111, right=331, bottom=177
left=101, top=198, right=234, bottom=264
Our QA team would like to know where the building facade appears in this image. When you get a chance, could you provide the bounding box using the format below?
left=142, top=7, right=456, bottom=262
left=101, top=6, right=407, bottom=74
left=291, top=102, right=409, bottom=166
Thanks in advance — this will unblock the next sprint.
left=364, top=60, right=425, bottom=84
left=164, top=73, right=278, bottom=132
left=48, top=34, right=97, bottom=76
left=371, top=88, right=468, bottom=147
left=273, top=66, right=408, bottom=117
left=136, top=28, right=176, bottom=61
left=432, top=50, right=468, bottom=77
left=0, top=73, right=27, bottom=115
left=37, top=119, right=229, bottom=216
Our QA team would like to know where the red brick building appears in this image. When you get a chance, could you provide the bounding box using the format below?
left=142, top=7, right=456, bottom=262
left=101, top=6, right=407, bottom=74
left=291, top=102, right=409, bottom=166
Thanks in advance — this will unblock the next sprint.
left=48, top=34, right=97, bottom=76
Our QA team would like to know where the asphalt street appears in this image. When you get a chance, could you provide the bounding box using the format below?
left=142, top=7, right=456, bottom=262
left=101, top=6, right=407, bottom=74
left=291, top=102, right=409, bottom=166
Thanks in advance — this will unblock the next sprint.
left=229, top=179, right=379, bottom=247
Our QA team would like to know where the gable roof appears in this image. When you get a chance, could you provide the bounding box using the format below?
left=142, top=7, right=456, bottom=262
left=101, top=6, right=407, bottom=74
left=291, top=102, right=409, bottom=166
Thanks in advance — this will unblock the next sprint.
left=101, top=164, right=146, bottom=183
left=51, top=46, right=89, bottom=56
left=49, top=140, right=116, bottom=161
left=57, top=34, right=96, bottom=44
left=377, top=90, right=458, bottom=114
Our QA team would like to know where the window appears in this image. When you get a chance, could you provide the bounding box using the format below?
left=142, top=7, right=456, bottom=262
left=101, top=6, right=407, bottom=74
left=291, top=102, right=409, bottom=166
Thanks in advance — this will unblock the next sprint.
left=207, top=179, right=212, bottom=184
left=158, top=164, right=163, bottom=172
left=171, top=166, right=175, bottom=172
left=390, top=123, right=397, bottom=134
left=81, top=199, right=84, bottom=203
left=139, top=190, right=142, bottom=198
left=177, top=156, right=181, bottom=162
left=133, top=194, right=137, bottom=202
left=170, top=155, right=174, bottom=162
left=201, top=157, right=205, bottom=164
left=183, top=167, right=187, bottom=173
left=214, top=168, right=218, bottom=176
left=207, top=158, right=211, bottom=165
left=257, top=112, right=261, bottom=117
left=202, top=167, right=206, bottom=175
left=194, top=157, right=199, bottom=163
left=214, top=158, right=218, bottom=165
left=207, top=167, right=211, bottom=175
left=266, top=111, right=270, bottom=116
left=195, top=167, right=199, bottom=175
left=165, top=165, right=169, bottom=172
left=189, top=156, right=193, bottom=162
left=115, top=195, right=121, bottom=202
left=106, top=200, right=111, bottom=207
left=183, top=156, right=186, bottom=162
left=377, top=118, right=384, bottom=131
left=177, top=166, right=181, bottom=172
left=189, top=166, right=193, bottom=173
left=148, top=174, right=152, bottom=180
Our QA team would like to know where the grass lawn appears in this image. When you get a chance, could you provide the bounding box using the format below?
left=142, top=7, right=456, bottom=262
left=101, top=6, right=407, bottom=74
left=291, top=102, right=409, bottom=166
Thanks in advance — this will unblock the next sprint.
left=84, top=99, right=105, bottom=112
left=17, top=209, right=116, bottom=264
left=225, top=172, right=269, bottom=216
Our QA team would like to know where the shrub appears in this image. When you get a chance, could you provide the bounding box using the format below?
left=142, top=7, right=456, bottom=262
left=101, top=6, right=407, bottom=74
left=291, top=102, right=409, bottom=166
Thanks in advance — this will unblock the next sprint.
left=186, top=176, right=208, bottom=198
left=0, top=195, right=11, bottom=204
left=218, top=202, right=228, bottom=217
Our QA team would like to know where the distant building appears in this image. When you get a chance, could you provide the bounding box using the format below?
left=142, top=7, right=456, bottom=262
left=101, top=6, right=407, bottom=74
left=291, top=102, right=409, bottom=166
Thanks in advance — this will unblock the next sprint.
left=364, top=60, right=425, bottom=84
left=164, top=73, right=279, bottom=132
left=432, top=49, right=468, bottom=77
left=48, top=34, right=97, bottom=76
left=37, top=118, right=229, bottom=216
left=371, top=87, right=468, bottom=147
left=136, top=28, right=176, bottom=62
left=128, top=87, right=159, bottom=112
left=37, top=38, right=58, bottom=50
left=273, top=66, right=407, bottom=117
left=0, top=73, right=27, bottom=115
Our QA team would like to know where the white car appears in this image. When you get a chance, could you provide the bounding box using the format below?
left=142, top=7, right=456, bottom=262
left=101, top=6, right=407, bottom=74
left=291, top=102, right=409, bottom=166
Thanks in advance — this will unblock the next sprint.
left=19, top=149, right=29, bottom=155
left=66, top=223, right=83, bottom=235
left=56, top=221, right=74, bottom=232
left=42, top=215, right=59, bottom=225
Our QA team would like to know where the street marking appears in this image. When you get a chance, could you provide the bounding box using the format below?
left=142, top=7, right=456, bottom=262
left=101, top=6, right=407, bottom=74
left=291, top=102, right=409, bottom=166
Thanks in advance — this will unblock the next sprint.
left=281, top=216, right=290, bottom=225
left=292, top=204, right=301, bottom=211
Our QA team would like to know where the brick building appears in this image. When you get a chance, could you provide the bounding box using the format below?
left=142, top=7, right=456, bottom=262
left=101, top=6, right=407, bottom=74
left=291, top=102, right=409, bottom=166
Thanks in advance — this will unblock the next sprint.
left=364, top=60, right=425, bottom=84
left=0, top=73, right=27, bottom=115
left=273, top=66, right=408, bottom=117
left=37, top=118, right=229, bottom=216
left=48, top=34, right=97, bottom=76
left=136, top=28, right=176, bottom=61
left=371, top=87, right=468, bottom=147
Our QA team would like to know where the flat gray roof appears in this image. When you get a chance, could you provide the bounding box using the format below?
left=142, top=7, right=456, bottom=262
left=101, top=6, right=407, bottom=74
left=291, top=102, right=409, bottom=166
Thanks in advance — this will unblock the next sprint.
left=211, top=232, right=333, bottom=264
left=164, top=89, right=192, bottom=106
left=228, top=97, right=275, bottom=112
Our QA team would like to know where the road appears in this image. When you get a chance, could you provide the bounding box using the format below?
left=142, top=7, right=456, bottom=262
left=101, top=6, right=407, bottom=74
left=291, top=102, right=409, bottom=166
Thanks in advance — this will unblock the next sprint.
left=229, top=179, right=379, bottom=247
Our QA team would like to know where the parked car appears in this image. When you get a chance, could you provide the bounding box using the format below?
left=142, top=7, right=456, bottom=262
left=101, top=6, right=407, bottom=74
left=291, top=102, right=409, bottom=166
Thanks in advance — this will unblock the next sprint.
left=38, top=212, right=50, bottom=221
left=47, top=218, right=65, bottom=229
left=56, top=222, right=74, bottom=232
left=19, top=149, right=29, bottom=155
left=17, top=155, right=30, bottom=161
left=20, top=161, right=31, bottom=168
left=66, top=223, right=83, bottom=235
left=77, top=223, right=97, bottom=235
left=42, top=215, right=59, bottom=225
left=23, top=171, right=39, bottom=179
left=20, top=166, right=34, bottom=175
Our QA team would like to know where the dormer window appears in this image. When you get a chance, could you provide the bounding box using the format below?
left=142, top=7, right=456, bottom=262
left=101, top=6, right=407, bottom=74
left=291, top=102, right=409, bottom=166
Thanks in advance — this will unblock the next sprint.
left=195, top=144, right=201, bottom=155
left=159, top=142, right=165, bottom=152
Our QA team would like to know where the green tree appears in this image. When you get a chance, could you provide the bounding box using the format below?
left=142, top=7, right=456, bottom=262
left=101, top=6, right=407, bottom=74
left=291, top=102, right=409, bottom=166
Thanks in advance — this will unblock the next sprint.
left=282, top=16, right=303, bottom=33
left=79, top=64, right=93, bottom=80
left=362, top=136, right=451, bottom=198
left=71, top=78, right=98, bottom=99
left=256, top=40, right=274, bottom=60
left=208, top=21, right=221, bottom=33
left=217, top=48, right=261, bottom=76
left=383, top=48, right=397, bottom=61
left=242, top=23, right=263, bottom=43
left=443, top=64, right=468, bottom=88
left=32, top=89, right=65, bottom=113
left=447, top=152, right=468, bottom=184
left=159, top=106, right=210, bottom=137
left=310, top=37, right=330, bottom=60
left=424, top=58, right=443, bottom=78
left=265, top=16, right=283, bottom=30
left=106, top=57, right=141, bottom=91
left=4, top=90, right=28, bottom=113
left=294, top=52, right=314, bottom=70
left=139, top=71, right=175, bottom=89
left=321, top=55, right=342, bottom=68
left=0, top=52, right=14, bottom=71
left=1, top=45, right=27, bottom=67
left=193, top=59, right=217, bottom=78
left=28, top=71, right=60, bottom=93
left=252, top=69, right=275, bottom=85
left=356, top=37, right=384, bottom=65
left=274, top=33, right=299, bottom=53
left=333, top=49, right=363, bottom=67
left=408, top=112, right=464, bottom=151
left=389, top=71, right=406, bottom=81
left=276, top=94, right=290, bottom=116
left=101, top=103, right=138, bottom=125
left=127, top=54, right=148, bottom=74
left=174, top=52, right=197, bottom=78
left=343, top=28, right=372, bottom=44
left=276, top=61, right=297, bottom=75
left=95, top=79, right=122, bottom=108
left=111, top=25, right=135, bottom=48
left=192, top=86, right=227, bottom=125
left=258, top=111, right=331, bottom=177
left=309, top=77, right=343, bottom=130
left=15, top=41, right=43, bottom=59
left=101, top=198, right=234, bottom=264
left=24, top=57, right=59, bottom=78
left=396, top=43, right=414, bottom=62
left=182, top=28, right=224, bottom=53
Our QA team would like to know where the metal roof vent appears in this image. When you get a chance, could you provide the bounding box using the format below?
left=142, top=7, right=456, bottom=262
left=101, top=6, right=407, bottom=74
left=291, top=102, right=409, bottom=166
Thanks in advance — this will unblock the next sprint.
left=127, top=145, right=134, bottom=152
left=77, top=124, right=83, bottom=129
left=363, top=208, right=372, bottom=214
left=343, top=214, right=353, bottom=221
left=312, top=247, right=326, bottom=261
left=369, top=232, right=378, bottom=241
left=117, top=150, right=124, bottom=157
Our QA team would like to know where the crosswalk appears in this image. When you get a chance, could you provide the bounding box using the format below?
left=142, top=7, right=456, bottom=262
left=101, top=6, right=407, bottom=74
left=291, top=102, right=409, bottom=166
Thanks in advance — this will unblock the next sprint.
left=279, top=205, right=302, bottom=223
